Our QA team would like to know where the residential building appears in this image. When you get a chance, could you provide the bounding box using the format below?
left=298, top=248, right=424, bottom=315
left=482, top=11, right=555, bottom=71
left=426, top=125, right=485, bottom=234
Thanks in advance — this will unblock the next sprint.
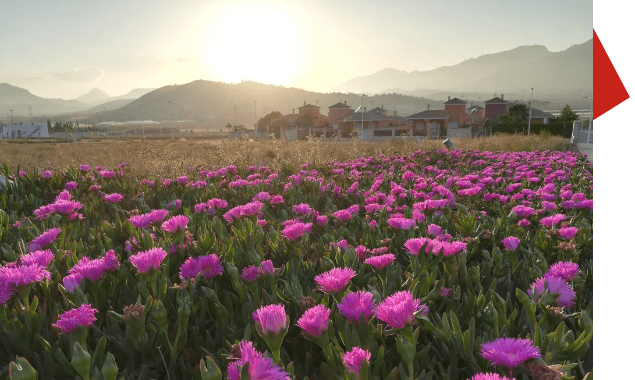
left=484, top=95, right=508, bottom=120
left=405, top=106, right=449, bottom=137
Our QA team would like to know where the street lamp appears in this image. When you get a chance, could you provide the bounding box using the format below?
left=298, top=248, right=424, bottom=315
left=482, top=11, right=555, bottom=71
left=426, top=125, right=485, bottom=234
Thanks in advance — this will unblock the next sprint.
left=168, top=100, right=173, bottom=139
left=360, top=94, right=367, bottom=140
left=527, top=88, right=533, bottom=135
left=583, top=94, right=593, bottom=143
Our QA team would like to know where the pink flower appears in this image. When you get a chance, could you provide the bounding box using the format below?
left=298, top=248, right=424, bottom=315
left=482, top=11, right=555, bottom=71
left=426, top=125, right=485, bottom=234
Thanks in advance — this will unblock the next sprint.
left=293, top=203, right=313, bottom=215
left=468, top=373, right=513, bottom=380
left=103, top=193, right=123, bottom=203
left=528, top=276, right=576, bottom=307
left=539, top=214, right=567, bottom=228
left=427, top=224, right=443, bottom=237
left=179, top=254, right=223, bottom=280
left=342, top=347, right=371, bottom=378
left=281, top=222, right=312, bottom=241
left=332, top=209, right=352, bottom=222
left=337, top=291, right=376, bottom=323
left=387, top=217, right=415, bottom=230
left=364, top=254, right=396, bottom=270
left=480, top=338, right=541, bottom=373
left=241, top=201, right=264, bottom=217
left=42, top=170, right=52, bottom=179
left=261, top=260, right=275, bottom=275
left=161, top=215, right=189, bottom=233
left=297, top=304, right=331, bottom=337
left=65, top=181, right=78, bottom=190
left=79, top=164, right=90, bottom=172
left=242, top=266, right=261, bottom=282
left=227, top=340, right=289, bottom=380
left=501, top=236, right=520, bottom=251
left=129, top=248, right=167, bottom=274
left=52, top=304, right=97, bottom=333
left=315, top=267, right=356, bottom=293
left=545, top=261, right=580, bottom=281
left=558, top=226, right=578, bottom=240
left=28, top=228, right=61, bottom=252
left=253, top=304, right=288, bottom=335
left=270, top=195, right=285, bottom=205
left=20, top=249, right=54, bottom=267
left=374, top=290, right=427, bottom=329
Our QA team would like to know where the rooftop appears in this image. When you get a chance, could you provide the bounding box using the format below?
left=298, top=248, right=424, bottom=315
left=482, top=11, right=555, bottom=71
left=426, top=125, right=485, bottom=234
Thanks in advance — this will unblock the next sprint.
left=405, top=110, right=449, bottom=120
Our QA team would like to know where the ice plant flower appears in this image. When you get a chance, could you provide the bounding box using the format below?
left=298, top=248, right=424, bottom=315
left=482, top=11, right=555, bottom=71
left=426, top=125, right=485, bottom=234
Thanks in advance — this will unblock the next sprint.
left=387, top=217, right=415, bottom=230
left=42, top=170, right=53, bottom=179
left=281, top=222, right=312, bottom=241
left=261, top=260, right=275, bottom=275
left=315, top=267, right=356, bottom=293
left=468, top=373, right=513, bottom=380
left=337, top=291, right=376, bottom=323
left=527, top=276, right=576, bottom=307
left=161, top=215, right=189, bottom=233
left=342, top=347, right=371, bottom=378
left=28, top=228, right=61, bottom=252
left=297, top=304, right=331, bottom=337
left=558, top=226, right=578, bottom=240
left=19, top=249, right=54, bottom=267
left=364, top=254, right=396, bottom=270
left=79, top=164, right=90, bottom=172
left=253, top=304, right=288, bottom=335
left=129, top=248, right=167, bottom=274
left=374, top=290, right=427, bottom=330
left=293, top=203, right=313, bottom=215
left=480, top=338, right=541, bottom=377
left=501, top=236, right=520, bottom=251
left=427, top=224, right=443, bottom=237
left=242, top=266, right=261, bottom=282
left=227, top=340, right=290, bottom=380
left=545, top=261, right=580, bottom=281
left=103, top=193, right=123, bottom=203
left=539, top=213, right=567, bottom=228
left=179, top=254, right=223, bottom=280
left=52, top=304, right=98, bottom=334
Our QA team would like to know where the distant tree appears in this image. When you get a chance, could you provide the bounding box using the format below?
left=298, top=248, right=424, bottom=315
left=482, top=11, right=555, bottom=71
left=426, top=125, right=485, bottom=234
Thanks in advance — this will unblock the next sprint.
left=256, top=111, right=284, bottom=131
left=559, top=104, right=578, bottom=121
left=47, top=119, right=52, bottom=132
left=500, top=103, right=528, bottom=123
left=509, top=103, right=529, bottom=121
left=297, top=113, right=316, bottom=129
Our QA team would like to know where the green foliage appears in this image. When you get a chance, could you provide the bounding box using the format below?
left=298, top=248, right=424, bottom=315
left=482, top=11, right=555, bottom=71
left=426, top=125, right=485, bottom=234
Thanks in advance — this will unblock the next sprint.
left=0, top=150, right=593, bottom=379
left=558, top=105, right=578, bottom=122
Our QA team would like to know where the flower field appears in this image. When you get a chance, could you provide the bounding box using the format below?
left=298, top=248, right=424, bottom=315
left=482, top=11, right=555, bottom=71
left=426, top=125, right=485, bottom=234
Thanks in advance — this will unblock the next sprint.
left=0, top=148, right=592, bottom=380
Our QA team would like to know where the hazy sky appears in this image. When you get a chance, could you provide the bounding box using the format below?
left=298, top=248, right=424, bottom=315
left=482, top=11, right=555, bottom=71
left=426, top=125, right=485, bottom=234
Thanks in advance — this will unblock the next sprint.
left=1, top=0, right=592, bottom=99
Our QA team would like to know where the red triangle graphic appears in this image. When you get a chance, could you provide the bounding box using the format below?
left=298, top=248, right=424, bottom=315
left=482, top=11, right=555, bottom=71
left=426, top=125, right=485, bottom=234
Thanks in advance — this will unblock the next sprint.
left=594, top=29, right=629, bottom=119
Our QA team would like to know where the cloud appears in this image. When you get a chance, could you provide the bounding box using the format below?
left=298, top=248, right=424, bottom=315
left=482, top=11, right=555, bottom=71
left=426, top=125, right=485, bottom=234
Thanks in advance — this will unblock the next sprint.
left=52, top=67, right=104, bottom=83
left=20, top=76, right=46, bottom=82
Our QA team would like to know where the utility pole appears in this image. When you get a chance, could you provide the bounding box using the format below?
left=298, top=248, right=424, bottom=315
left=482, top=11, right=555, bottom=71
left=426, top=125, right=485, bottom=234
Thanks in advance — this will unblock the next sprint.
left=361, top=94, right=367, bottom=140
left=254, top=100, right=257, bottom=130
left=10, top=110, right=13, bottom=124
left=527, top=88, right=533, bottom=135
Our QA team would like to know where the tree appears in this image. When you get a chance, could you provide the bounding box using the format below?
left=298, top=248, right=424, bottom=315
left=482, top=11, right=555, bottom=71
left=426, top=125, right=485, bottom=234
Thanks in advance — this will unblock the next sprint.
left=256, top=111, right=284, bottom=131
left=500, top=103, right=528, bottom=123
left=559, top=104, right=578, bottom=121
left=297, top=113, right=316, bottom=129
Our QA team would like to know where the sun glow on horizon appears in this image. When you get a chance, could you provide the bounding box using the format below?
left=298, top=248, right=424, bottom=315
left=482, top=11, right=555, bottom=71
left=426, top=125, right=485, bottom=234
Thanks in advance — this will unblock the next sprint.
left=201, top=4, right=308, bottom=86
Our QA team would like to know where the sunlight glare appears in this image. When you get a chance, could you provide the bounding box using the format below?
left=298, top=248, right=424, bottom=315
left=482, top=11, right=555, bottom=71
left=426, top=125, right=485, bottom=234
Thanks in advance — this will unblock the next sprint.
left=202, top=4, right=307, bottom=86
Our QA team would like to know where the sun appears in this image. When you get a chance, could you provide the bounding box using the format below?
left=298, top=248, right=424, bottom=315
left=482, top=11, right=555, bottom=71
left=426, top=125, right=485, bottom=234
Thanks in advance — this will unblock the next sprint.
left=201, top=4, right=307, bottom=86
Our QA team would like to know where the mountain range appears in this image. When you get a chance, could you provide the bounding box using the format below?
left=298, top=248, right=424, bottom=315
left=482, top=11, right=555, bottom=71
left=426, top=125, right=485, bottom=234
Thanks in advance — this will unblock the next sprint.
left=332, top=39, right=592, bottom=97
left=1, top=39, right=592, bottom=124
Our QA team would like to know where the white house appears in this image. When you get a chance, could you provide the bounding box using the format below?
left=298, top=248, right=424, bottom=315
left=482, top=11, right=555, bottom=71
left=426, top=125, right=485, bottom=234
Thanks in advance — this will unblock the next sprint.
left=0, top=123, right=49, bottom=139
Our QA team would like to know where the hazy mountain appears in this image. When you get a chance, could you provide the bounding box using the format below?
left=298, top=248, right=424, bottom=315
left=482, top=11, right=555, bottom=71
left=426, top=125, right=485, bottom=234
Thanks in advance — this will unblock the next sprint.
left=91, top=80, right=444, bottom=126
left=75, top=88, right=110, bottom=104
left=0, top=83, right=89, bottom=116
left=333, top=39, right=592, bottom=96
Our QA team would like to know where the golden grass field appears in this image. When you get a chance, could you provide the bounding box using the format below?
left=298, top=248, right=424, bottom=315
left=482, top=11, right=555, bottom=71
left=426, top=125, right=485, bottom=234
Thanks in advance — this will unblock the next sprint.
left=0, top=134, right=570, bottom=178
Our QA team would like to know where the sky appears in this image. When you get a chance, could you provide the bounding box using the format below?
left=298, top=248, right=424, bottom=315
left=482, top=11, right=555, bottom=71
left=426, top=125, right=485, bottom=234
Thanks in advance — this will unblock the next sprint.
left=0, top=0, right=592, bottom=100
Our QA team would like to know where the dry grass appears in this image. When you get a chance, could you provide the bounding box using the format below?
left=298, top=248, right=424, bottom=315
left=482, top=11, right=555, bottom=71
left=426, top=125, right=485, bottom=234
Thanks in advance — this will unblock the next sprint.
left=0, top=134, right=569, bottom=178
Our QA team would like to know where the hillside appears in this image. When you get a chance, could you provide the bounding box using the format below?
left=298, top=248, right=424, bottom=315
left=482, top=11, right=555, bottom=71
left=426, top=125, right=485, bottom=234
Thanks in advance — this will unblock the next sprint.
left=333, top=39, right=592, bottom=96
left=90, top=80, right=444, bottom=127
